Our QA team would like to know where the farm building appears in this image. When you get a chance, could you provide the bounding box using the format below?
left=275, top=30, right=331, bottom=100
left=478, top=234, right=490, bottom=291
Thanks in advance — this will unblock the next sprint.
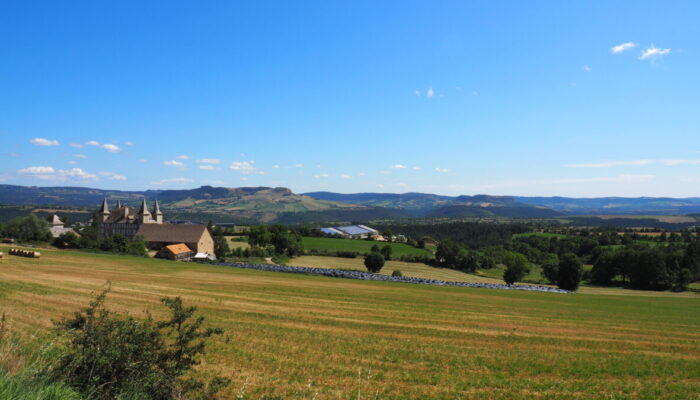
left=320, top=225, right=379, bottom=239
left=97, top=198, right=163, bottom=239
left=157, top=243, right=194, bottom=261
left=137, top=224, right=215, bottom=257
left=48, top=214, right=75, bottom=238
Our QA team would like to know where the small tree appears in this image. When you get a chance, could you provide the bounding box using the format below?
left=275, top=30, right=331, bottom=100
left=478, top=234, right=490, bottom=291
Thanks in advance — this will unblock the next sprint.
left=214, top=236, right=230, bottom=260
left=380, top=245, right=393, bottom=261
left=557, top=252, right=583, bottom=291
left=370, top=244, right=380, bottom=253
left=540, top=253, right=560, bottom=284
left=364, top=252, right=385, bottom=273
left=503, top=252, right=529, bottom=285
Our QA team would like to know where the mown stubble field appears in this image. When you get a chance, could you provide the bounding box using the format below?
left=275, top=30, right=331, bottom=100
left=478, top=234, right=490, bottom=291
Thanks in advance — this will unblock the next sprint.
left=0, top=247, right=699, bottom=399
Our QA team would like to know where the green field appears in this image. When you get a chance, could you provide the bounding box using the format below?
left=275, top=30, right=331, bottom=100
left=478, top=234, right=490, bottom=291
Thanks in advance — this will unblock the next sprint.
left=302, top=237, right=432, bottom=258
left=0, top=246, right=699, bottom=399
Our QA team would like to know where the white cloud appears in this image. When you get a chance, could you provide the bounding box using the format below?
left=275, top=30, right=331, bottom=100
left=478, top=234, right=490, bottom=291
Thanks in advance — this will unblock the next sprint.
left=199, top=165, right=216, bottom=170
left=67, top=160, right=77, bottom=165
left=30, top=138, right=59, bottom=147
left=207, top=180, right=225, bottom=185
left=294, top=163, right=304, bottom=168
left=73, top=154, right=88, bottom=159
left=639, top=45, right=671, bottom=60
left=415, top=90, right=421, bottom=97
left=229, top=160, right=260, bottom=174
left=125, top=141, right=134, bottom=146
left=611, top=42, right=636, bottom=54
left=70, top=143, right=84, bottom=148
left=58, top=168, right=98, bottom=181
left=412, top=166, right=421, bottom=170
left=164, top=160, right=185, bottom=167
left=566, top=159, right=700, bottom=168
left=151, top=177, right=193, bottom=186
left=86, top=140, right=100, bottom=146
left=341, top=174, right=352, bottom=179
left=379, top=170, right=391, bottom=174
left=435, top=167, right=450, bottom=173
left=18, top=166, right=55, bottom=178
left=390, top=164, right=407, bottom=169
left=376, top=184, right=384, bottom=188
left=358, top=172, right=366, bottom=177
left=197, top=158, right=221, bottom=164
left=582, top=65, right=592, bottom=72
left=313, top=173, right=330, bottom=179
left=101, top=143, right=121, bottom=153
left=427, top=86, right=434, bottom=98
left=272, top=164, right=280, bottom=169
left=177, top=155, right=189, bottom=160
left=139, top=159, right=148, bottom=163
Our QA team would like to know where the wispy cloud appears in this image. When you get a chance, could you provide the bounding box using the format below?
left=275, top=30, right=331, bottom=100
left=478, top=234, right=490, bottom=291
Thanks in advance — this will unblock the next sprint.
left=341, top=174, right=352, bottom=179
left=230, top=160, right=261, bottom=174
left=70, top=143, right=84, bottom=148
left=151, top=177, right=193, bottom=186
left=163, top=160, right=185, bottom=167
left=566, top=159, right=700, bottom=168
left=427, top=86, right=435, bottom=98
left=30, top=138, right=59, bottom=147
left=19, top=166, right=98, bottom=182
left=412, top=166, right=421, bottom=170
left=197, top=158, right=221, bottom=164
left=435, top=167, right=450, bottom=173
left=415, top=90, right=421, bottom=97
left=639, top=45, right=671, bottom=61
left=73, top=154, right=88, bottom=159
left=390, top=164, right=407, bottom=169
left=582, top=65, right=592, bottom=72
left=294, top=163, right=304, bottom=168
left=611, top=42, right=636, bottom=54
left=101, top=144, right=121, bottom=153
left=313, top=173, right=330, bottom=179
left=177, top=155, right=189, bottom=160
left=198, top=165, right=216, bottom=170
left=99, top=172, right=127, bottom=181
left=86, top=141, right=100, bottom=146
left=125, top=141, right=134, bottom=146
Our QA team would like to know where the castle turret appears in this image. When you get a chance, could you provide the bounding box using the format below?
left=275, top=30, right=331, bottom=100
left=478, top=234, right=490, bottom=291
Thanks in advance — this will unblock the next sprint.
left=137, top=199, right=152, bottom=224
left=115, top=200, right=122, bottom=208
left=99, top=198, right=110, bottom=222
left=152, top=200, right=163, bottom=224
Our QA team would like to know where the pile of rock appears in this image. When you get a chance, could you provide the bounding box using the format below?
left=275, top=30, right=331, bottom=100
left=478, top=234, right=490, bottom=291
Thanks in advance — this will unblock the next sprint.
left=215, top=262, right=569, bottom=293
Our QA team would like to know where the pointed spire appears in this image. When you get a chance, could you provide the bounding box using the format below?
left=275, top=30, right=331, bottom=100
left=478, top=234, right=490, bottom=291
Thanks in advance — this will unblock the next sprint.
left=115, top=200, right=122, bottom=208
left=99, top=198, right=110, bottom=214
left=138, top=199, right=151, bottom=215
left=152, top=200, right=162, bottom=215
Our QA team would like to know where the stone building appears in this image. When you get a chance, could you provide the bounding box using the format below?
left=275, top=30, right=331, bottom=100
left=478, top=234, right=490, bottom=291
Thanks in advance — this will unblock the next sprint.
left=96, top=198, right=214, bottom=257
left=97, top=198, right=163, bottom=239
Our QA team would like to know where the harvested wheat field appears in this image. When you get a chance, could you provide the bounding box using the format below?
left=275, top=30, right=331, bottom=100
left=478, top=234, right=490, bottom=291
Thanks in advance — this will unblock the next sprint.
left=1, top=246, right=699, bottom=399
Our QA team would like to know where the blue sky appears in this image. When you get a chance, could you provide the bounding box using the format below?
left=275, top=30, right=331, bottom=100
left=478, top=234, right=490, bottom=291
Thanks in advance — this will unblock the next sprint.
left=1, top=1, right=699, bottom=197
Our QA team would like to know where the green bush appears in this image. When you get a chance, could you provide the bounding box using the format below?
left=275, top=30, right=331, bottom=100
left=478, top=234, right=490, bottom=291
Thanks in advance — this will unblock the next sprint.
left=49, top=285, right=229, bottom=399
left=391, top=270, right=403, bottom=277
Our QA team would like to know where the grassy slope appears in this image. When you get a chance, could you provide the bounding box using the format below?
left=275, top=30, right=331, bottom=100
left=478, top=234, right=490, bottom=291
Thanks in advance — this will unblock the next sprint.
left=302, top=237, right=432, bottom=258
left=0, top=246, right=699, bottom=399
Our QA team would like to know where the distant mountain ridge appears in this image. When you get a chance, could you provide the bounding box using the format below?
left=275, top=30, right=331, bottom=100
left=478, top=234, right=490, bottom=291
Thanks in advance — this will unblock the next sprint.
left=304, top=191, right=700, bottom=216
left=0, top=184, right=372, bottom=223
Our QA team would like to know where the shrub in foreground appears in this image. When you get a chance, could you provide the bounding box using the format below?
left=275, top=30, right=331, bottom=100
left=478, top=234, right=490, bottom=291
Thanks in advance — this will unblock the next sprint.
left=49, top=284, right=229, bottom=399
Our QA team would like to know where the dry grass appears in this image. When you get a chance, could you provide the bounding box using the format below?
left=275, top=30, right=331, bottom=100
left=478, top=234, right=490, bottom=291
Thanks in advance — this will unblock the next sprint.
left=0, top=246, right=699, bottom=399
